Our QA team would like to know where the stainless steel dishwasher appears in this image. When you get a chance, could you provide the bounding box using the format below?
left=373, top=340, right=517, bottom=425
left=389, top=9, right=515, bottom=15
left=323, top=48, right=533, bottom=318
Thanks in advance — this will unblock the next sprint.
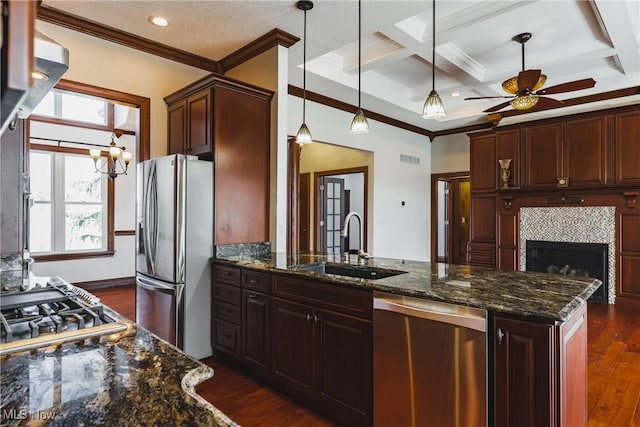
left=373, top=291, right=487, bottom=427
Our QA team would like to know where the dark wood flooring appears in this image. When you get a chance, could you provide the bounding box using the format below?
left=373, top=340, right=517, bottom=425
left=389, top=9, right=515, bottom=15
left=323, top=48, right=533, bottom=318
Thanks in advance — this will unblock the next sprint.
left=93, top=285, right=640, bottom=426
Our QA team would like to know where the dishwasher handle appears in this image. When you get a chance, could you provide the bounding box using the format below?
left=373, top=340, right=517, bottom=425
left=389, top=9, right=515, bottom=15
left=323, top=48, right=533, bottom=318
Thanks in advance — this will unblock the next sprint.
left=374, top=295, right=487, bottom=333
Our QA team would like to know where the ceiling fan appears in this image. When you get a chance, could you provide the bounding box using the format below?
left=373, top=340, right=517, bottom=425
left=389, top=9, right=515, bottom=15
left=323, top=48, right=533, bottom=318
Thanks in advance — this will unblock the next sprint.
left=465, top=32, right=596, bottom=113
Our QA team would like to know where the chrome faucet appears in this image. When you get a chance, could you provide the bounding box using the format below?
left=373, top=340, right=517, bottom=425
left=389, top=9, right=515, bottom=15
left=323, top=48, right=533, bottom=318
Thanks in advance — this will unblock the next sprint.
left=340, top=211, right=371, bottom=262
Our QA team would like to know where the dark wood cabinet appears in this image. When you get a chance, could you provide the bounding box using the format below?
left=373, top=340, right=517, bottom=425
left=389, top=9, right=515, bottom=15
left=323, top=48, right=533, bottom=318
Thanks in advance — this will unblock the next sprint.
left=615, top=109, right=640, bottom=186
left=241, top=270, right=271, bottom=377
left=271, top=274, right=373, bottom=427
left=523, top=122, right=563, bottom=189
left=211, top=264, right=242, bottom=359
left=523, top=116, right=609, bottom=189
left=165, top=74, right=273, bottom=245
left=470, top=133, right=497, bottom=192
left=494, top=302, right=588, bottom=427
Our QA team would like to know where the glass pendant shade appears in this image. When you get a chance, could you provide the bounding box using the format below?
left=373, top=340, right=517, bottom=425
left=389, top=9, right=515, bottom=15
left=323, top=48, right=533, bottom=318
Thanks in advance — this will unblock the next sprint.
left=509, top=95, right=539, bottom=110
left=89, top=148, right=101, bottom=160
left=422, top=89, right=446, bottom=119
left=295, top=123, right=313, bottom=145
left=350, top=108, right=370, bottom=134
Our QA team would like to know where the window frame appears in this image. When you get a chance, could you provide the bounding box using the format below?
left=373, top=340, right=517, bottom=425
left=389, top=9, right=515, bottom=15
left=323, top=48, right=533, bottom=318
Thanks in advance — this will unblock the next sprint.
left=30, top=143, right=115, bottom=261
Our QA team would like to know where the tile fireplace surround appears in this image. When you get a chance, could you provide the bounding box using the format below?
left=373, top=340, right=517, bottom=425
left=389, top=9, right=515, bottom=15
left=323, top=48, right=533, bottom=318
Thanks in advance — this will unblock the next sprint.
left=519, top=206, right=616, bottom=303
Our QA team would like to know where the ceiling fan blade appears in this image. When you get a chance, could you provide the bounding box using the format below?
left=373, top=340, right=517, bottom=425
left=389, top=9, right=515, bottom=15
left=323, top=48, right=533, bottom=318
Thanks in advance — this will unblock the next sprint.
left=517, top=69, right=542, bottom=92
left=483, top=101, right=512, bottom=113
left=464, top=96, right=514, bottom=100
left=536, top=78, right=596, bottom=95
left=535, top=96, right=565, bottom=108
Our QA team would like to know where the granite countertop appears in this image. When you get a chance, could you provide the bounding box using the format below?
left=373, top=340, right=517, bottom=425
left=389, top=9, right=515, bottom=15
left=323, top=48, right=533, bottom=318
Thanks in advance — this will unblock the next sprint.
left=0, top=274, right=236, bottom=427
left=215, top=252, right=602, bottom=322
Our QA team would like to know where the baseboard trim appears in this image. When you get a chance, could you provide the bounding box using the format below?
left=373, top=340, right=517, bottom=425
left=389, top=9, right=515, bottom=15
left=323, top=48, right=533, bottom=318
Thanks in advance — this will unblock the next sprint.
left=73, top=276, right=135, bottom=291
left=614, top=295, right=640, bottom=309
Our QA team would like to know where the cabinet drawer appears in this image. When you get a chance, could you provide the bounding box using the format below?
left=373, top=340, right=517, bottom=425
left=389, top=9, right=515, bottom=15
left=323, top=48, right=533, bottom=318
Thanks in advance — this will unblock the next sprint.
left=213, top=282, right=241, bottom=305
left=212, top=299, right=241, bottom=324
left=243, top=270, right=271, bottom=293
left=213, top=264, right=241, bottom=286
left=212, top=319, right=241, bottom=358
left=272, top=275, right=372, bottom=319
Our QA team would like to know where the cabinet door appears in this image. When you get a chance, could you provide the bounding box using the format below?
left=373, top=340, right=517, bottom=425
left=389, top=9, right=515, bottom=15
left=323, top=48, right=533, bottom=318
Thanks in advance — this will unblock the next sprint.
left=563, top=116, right=608, bottom=187
left=470, top=134, right=497, bottom=192
left=317, top=309, right=372, bottom=426
left=271, top=297, right=316, bottom=396
left=496, top=129, right=520, bottom=188
left=167, top=99, right=186, bottom=155
left=494, top=316, right=554, bottom=427
left=524, top=122, right=563, bottom=188
left=186, top=88, right=212, bottom=156
left=212, top=318, right=241, bottom=359
left=615, top=110, right=640, bottom=185
left=242, top=290, right=270, bottom=376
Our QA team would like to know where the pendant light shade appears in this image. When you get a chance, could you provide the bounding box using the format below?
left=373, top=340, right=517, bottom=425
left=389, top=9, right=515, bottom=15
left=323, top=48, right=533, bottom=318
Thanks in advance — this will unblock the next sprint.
left=350, top=0, right=369, bottom=134
left=295, top=0, right=314, bottom=145
left=422, top=0, right=446, bottom=119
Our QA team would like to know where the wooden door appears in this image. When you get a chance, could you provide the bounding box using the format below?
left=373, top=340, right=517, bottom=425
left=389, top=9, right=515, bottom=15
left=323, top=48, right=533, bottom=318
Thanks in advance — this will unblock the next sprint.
left=242, top=289, right=270, bottom=376
left=494, top=316, right=554, bottom=427
left=271, top=297, right=316, bottom=397
left=523, top=122, right=563, bottom=188
left=299, top=173, right=310, bottom=251
left=317, top=309, right=372, bottom=426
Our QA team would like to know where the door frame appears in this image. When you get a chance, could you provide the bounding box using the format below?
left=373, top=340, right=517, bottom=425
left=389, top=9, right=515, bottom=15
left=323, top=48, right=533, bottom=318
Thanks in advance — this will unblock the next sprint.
left=314, top=166, right=368, bottom=253
left=430, top=171, right=470, bottom=263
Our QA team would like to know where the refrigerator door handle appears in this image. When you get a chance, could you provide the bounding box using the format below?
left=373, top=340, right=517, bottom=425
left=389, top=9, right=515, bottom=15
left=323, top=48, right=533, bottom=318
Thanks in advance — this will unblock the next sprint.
left=143, top=162, right=158, bottom=274
left=136, top=275, right=180, bottom=296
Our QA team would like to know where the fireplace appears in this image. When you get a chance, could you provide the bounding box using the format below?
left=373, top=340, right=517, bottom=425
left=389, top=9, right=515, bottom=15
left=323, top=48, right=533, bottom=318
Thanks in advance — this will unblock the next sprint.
left=526, top=240, right=608, bottom=302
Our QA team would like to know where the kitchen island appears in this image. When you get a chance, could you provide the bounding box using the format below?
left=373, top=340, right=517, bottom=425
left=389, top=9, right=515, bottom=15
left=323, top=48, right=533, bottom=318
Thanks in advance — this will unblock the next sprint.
left=0, top=272, right=236, bottom=427
left=212, top=251, right=602, bottom=427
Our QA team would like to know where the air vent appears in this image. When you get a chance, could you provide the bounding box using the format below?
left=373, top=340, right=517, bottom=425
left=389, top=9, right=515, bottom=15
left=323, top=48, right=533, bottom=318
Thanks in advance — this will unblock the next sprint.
left=400, top=154, right=420, bottom=165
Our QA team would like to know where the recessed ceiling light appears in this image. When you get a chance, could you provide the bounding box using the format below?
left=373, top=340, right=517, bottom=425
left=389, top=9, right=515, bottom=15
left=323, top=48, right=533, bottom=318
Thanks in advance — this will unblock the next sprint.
left=451, top=92, right=460, bottom=97
left=149, top=16, right=169, bottom=27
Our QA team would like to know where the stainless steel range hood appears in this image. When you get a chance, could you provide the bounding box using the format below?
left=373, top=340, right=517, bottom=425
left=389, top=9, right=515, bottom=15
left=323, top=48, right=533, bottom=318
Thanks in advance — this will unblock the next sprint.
left=16, top=29, right=69, bottom=118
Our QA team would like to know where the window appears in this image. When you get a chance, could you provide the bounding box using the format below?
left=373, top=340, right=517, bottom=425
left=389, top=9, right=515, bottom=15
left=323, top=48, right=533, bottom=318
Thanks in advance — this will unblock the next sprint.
left=31, top=89, right=111, bottom=129
left=30, top=146, right=113, bottom=258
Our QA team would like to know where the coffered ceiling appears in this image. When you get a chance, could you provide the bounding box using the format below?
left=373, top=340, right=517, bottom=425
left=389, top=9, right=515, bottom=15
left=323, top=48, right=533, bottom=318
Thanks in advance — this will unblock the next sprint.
left=41, top=0, right=640, bottom=134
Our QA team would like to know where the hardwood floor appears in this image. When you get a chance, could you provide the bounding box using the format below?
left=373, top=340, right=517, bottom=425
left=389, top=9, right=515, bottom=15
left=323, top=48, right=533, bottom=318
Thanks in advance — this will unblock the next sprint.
left=92, top=285, right=640, bottom=426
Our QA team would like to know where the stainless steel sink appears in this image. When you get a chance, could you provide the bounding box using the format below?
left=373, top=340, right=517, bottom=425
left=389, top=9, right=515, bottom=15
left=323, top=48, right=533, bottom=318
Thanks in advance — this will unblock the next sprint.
left=293, top=262, right=407, bottom=280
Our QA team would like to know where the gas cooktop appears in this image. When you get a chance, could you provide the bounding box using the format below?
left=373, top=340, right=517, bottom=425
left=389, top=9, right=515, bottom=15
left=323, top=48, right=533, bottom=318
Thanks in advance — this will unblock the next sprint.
left=0, top=280, right=129, bottom=356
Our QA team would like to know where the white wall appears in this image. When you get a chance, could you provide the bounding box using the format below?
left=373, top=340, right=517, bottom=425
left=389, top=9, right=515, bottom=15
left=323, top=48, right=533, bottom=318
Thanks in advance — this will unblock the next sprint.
left=430, top=133, right=470, bottom=174
left=290, top=98, right=431, bottom=261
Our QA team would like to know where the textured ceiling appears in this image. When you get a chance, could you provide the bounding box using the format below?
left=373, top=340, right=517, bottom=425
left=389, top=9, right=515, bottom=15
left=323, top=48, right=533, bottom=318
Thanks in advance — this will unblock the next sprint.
left=41, top=0, right=640, bottom=133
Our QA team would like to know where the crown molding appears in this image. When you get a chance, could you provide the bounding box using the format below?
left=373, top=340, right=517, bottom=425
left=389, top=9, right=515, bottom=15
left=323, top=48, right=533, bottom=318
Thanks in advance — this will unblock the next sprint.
left=37, top=5, right=222, bottom=73
left=220, top=28, right=299, bottom=73
left=288, top=85, right=434, bottom=140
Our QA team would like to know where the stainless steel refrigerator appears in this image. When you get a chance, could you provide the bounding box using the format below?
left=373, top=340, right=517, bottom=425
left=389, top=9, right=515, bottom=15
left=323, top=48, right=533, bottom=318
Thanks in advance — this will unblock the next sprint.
left=135, top=154, right=213, bottom=360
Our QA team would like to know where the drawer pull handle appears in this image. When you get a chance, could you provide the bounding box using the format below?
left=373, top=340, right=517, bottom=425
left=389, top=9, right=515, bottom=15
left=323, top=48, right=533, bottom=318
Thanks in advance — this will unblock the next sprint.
left=249, top=279, right=257, bottom=284
left=306, top=313, right=312, bottom=323
left=314, top=314, right=320, bottom=325
left=248, top=293, right=257, bottom=298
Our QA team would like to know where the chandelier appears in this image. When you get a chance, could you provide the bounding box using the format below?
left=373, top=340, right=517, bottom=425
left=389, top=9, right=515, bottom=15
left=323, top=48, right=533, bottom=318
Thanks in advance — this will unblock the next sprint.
left=89, top=132, right=132, bottom=179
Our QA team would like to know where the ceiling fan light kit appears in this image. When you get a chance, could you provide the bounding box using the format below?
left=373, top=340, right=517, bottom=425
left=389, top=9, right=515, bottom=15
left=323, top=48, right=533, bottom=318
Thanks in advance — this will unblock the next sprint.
left=465, top=32, right=596, bottom=114
left=295, top=0, right=314, bottom=145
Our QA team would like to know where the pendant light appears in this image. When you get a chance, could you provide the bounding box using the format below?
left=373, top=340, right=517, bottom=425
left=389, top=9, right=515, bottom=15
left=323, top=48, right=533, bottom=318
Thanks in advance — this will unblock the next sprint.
left=350, top=0, right=369, bottom=134
left=295, top=0, right=314, bottom=145
left=422, top=0, right=446, bottom=119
